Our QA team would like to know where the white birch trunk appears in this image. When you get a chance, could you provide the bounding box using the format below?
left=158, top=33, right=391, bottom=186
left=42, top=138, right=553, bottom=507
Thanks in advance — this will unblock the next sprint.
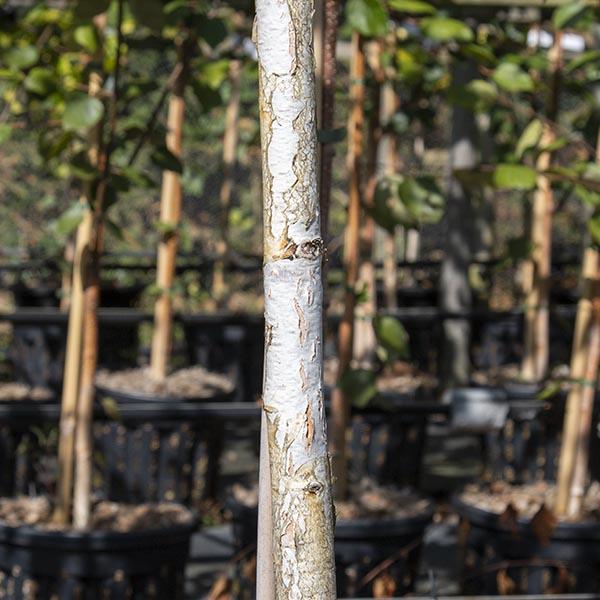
left=255, top=0, right=336, bottom=596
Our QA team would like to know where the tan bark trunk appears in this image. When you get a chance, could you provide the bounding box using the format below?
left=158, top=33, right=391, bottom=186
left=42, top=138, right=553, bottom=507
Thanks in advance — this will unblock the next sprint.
left=317, top=0, right=338, bottom=303
left=331, top=31, right=364, bottom=500
left=53, top=71, right=103, bottom=526
left=255, top=0, right=336, bottom=594
left=213, top=59, right=242, bottom=306
left=150, top=42, right=187, bottom=381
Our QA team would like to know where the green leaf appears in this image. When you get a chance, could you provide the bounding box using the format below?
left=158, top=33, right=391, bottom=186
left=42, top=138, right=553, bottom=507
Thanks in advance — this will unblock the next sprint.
left=536, top=381, right=562, bottom=400
left=493, top=164, right=537, bottom=190
left=540, top=136, right=568, bottom=153
left=201, top=59, right=231, bottom=90
left=448, top=80, right=498, bottom=112
left=590, top=210, right=600, bottom=246
left=63, top=93, right=104, bottom=131
left=388, top=0, right=435, bottom=14
left=74, top=25, right=100, bottom=53
left=460, top=43, right=496, bottom=66
left=398, top=175, right=444, bottom=224
left=154, top=220, right=179, bottom=235
left=73, top=0, right=110, bottom=20
left=3, top=45, right=39, bottom=70
left=118, top=166, right=157, bottom=188
left=345, top=0, right=388, bottom=37
left=565, top=50, right=600, bottom=74
left=553, top=0, right=588, bottom=30
left=372, top=175, right=413, bottom=232
left=515, top=119, right=543, bottom=159
left=191, top=79, right=222, bottom=111
left=0, top=124, right=11, bottom=144
left=151, top=144, right=183, bottom=173
left=317, top=127, right=346, bottom=143
left=373, top=315, right=410, bottom=360
left=54, top=202, right=86, bottom=237
left=196, top=17, right=229, bottom=48
left=70, top=153, right=99, bottom=180
left=506, top=236, right=534, bottom=262
left=575, top=184, right=600, bottom=207
left=129, top=0, right=165, bottom=31
left=24, top=67, right=57, bottom=96
left=38, top=130, right=73, bottom=160
left=105, top=218, right=125, bottom=241
left=338, top=368, right=378, bottom=408
left=492, top=62, right=534, bottom=93
left=420, top=17, right=474, bottom=42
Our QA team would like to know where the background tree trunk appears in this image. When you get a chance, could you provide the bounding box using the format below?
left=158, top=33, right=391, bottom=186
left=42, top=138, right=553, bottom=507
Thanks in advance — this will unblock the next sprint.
left=440, top=62, right=478, bottom=387
left=354, top=48, right=382, bottom=368
left=330, top=30, right=364, bottom=500
left=255, top=0, right=336, bottom=595
left=213, top=59, right=242, bottom=306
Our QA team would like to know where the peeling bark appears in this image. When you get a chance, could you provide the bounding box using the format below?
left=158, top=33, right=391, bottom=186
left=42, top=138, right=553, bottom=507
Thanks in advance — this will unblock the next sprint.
left=255, top=0, right=336, bottom=596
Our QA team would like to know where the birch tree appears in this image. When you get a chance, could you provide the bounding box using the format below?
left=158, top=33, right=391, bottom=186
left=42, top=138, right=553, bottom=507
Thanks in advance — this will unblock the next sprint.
left=255, top=0, right=336, bottom=597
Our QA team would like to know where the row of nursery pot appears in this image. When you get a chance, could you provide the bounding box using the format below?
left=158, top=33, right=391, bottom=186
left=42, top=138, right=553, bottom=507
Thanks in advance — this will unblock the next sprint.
left=0, top=385, right=449, bottom=599
left=2, top=310, right=264, bottom=403
left=3, top=304, right=581, bottom=401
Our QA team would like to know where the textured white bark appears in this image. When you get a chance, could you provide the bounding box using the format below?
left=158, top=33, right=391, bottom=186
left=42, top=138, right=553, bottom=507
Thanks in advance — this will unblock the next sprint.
left=256, top=0, right=336, bottom=596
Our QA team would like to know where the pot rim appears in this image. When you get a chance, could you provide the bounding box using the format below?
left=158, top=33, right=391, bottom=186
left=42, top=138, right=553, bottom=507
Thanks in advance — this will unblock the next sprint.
left=453, top=494, right=600, bottom=541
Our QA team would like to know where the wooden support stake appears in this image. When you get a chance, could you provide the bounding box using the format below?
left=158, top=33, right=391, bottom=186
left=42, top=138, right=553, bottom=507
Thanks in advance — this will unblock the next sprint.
left=150, top=40, right=187, bottom=382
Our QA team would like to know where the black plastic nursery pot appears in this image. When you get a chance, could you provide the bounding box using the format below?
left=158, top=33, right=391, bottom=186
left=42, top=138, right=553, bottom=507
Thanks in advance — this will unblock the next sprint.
left=94, top=385, right=237, bottom=506
left=182, top=313, right=264, bottom=404
left=5, top=309, right=146, bottom=394
left=0, top=514, right=197, bottom=599
left=346, top=393, right=449, bottom=489
left=227, top=497, right=434, bottom=599
left=335, top=508, right=434, bottom=598
left=0, top=399, right=259, bottom=511
left=454, top=495, right=600, bottom=594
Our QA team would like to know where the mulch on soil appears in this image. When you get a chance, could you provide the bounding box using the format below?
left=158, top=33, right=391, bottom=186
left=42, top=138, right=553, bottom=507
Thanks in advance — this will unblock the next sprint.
left=0, top=496, right=195, bottom=532
left=96, top=365, right=234, bottom=399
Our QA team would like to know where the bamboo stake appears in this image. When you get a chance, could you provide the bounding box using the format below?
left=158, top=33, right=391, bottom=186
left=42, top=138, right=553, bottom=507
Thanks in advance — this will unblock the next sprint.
left=568, top=282, right=600, bottom=516
left=212, top=59, right=242, bottom=306
left=521, top=32, right=563, bottom=383
left=53, top=70, right=103, bottom=526
left=556, top=123, right=600, bottom=515
left=150, top=40, right=187, bottom=382
left=555, top=247, right=598, bottom=514
left=331, top=31, right=364, bottom=500
left=382, top=82, right=399, bottom=310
